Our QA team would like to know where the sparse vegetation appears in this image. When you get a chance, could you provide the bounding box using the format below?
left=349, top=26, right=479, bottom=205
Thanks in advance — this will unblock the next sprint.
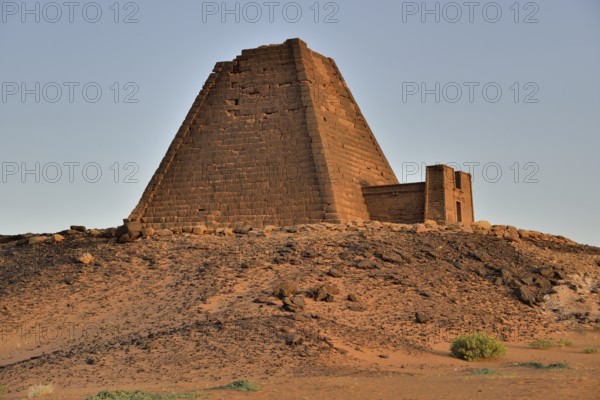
left=513, top=362, right=568, bottom=370
left=529, top=338, right=556, bottom=350
left=556, top=339, right=573, bottom=348
left=469, top=368, right=496, bottom=375
left=86, top=390, right=203, bottom=400
left=450, top=332, right=507, bottom=361
left=210, top=380, right=260, bottom=392
left=27, top=384, right=54, bottom=399
left=529, top=338, right=573, bottom=350
left=583, top=347, right=598, bottom=354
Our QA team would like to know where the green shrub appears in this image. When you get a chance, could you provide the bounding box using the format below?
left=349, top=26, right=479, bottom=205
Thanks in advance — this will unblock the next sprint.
left=450, top=332, right=506, bottom=361
left=529, top=338, right=555, bottom=350
left=86, top=390, right=201, bottom=400
left=583, top=347, right=598, bottom=354
left=513, top=362, right=568, bottom=370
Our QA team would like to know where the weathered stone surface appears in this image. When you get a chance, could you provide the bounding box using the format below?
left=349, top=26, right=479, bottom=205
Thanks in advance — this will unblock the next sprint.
left=471, top=220, right=491, bottom=230
left=273, top=282, right=297, bottom=299
left=78, top=253, right=94, bottom=265
left=28, top=236, right=48, bottom=245
left=311, top=284, right=338, bottom=302
left=516, top=286, right=536, bottom=306
left=142, top=227, right=155, bottom=238
left=415, top=311, right=431, bottom=323
left=282, top=295, right=305, bottom=312
left=192, top=225, right=207, bottom=235
left=124, top=39, right=475, bottom=232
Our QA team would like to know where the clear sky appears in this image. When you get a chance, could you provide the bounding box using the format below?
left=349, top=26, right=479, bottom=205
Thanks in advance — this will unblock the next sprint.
left=1, top=0, right=599, bottom=245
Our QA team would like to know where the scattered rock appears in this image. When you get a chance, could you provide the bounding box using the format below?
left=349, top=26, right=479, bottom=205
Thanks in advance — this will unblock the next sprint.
left=262, top=225, right=277, bottom=236
left=78, top=253, right=94, bottom=265
left=415, top=311, right=431, bottom=323
left=310, top=284, right=339, bottom=302
left=192, top=225, right=207, bottom=235
left=503, top=226, right=520, bottom=242
left=520, top=276, right=534, bottom=286
left=378, top=354, right=390, bottom=359
left=367, top=221, right=383, bottom=229
left=424, top=219, right=437, bottom=228
left=327, top=267, right=343, bottom=278
left=233, top=224, right=252, bottom=234
left=538, top=266, right=555, bottom=278
left=516, top=286, right=536, bottom=306
left=52, top=234, right=65, bottom=243
left=301, top=250, right=315, bottom=258
left=471, top=220, right=492, bottom=230
left=379, top=252, right=403, bottom=264
left=347, top=294, right=359, bottom=302
left=347, top=304, right=366, bottom=312
left=70, top=225, right=86, bottom=232
left=85, top=357, right=96, bottom=365
left=413, top=224, right=427, bottom=234
left=533, top=276, right=552, bottom=290
left=157, top=229, right=173, bottom=236
left=285, top=333, right=302, bottom=346
left=216, top=227, right=234, bottom=236
left=282, top=295, right=305, bottom=312
left=28, top=236, right=48, bottom=245
left=142, top=227, right=155, bottom=238
left=273, top=282, right=297, bottom=299
left=500, top=268, right=514, bottom=284
left=115, top=225, right=129, bottom=238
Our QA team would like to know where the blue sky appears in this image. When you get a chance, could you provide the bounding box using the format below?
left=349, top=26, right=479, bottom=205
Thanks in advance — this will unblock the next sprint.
left=1, top=0, right=599, bottom=245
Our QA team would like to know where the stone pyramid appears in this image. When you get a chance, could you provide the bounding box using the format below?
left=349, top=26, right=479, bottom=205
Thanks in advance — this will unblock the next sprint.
left=126, top=38, right=400, bottom=230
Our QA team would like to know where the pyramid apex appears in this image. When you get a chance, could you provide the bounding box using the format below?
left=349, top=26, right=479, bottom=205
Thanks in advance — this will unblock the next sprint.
left=284, top=37, right=308, bottom=48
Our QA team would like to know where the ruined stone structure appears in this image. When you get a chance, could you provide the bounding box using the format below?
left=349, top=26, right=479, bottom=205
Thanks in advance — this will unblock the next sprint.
left=363, top=165, right=474, bottom=225
left=125, top=39, right=473, bottom=231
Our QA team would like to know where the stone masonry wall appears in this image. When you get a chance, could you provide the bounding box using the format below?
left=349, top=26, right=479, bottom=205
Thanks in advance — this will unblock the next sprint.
left=362, top=183, right=426, bottom=223
left=127, top=39, right=399, bottom=229
left=297, top=44, right=399, bottom=221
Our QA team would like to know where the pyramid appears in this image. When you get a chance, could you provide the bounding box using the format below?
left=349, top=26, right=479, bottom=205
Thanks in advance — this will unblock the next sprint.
left=126, top=38, right=400, bottom=229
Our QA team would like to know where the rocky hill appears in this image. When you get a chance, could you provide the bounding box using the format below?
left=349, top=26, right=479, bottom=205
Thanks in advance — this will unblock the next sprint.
left=0, top=221, right=599, bottom=397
